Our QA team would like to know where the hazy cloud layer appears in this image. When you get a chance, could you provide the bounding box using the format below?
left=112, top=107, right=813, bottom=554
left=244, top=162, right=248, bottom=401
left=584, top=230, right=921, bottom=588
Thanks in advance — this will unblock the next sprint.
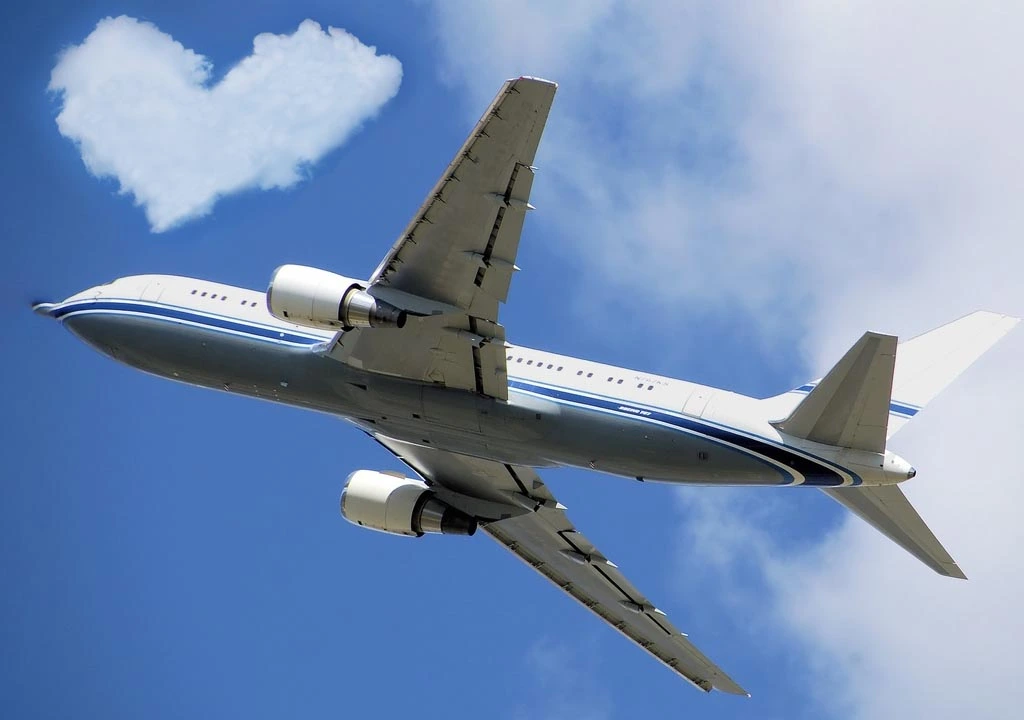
left=514, top=638, right=613, bottom=720
left=429, top=1, right=1023, bottom=717
left=50, top=16, right=401, bottom=232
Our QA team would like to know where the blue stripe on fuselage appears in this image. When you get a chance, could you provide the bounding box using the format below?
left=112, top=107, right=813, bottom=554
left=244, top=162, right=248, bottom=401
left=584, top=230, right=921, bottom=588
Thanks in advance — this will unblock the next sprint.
left=509, top=379, right=856, bottom=487
left=52, top=299, right=325, bottom=346
left=52, top=297, right=860, bottom=487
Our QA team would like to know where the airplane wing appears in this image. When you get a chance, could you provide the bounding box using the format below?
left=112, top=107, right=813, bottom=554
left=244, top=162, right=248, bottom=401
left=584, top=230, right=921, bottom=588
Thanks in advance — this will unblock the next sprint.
left=329, top=77, right=556, bottom=400
left=373, top=434, right=748, bottom=696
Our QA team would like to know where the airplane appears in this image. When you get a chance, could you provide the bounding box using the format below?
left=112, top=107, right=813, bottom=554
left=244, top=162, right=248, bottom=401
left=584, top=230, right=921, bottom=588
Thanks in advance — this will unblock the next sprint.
left=33, top=77, right=1019, bottom=696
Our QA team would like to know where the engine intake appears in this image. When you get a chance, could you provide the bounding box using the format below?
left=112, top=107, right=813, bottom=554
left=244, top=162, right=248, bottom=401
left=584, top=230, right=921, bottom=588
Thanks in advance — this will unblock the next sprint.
left=267, top=264, right=407, bottom=331
left=340, top=470, right=477, bottom=537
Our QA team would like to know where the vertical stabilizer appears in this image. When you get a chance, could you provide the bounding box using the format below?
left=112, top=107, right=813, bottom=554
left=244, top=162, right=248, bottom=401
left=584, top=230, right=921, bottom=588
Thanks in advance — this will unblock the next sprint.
left=779, top=310, right=1019, bottom=579
left=886, top=311, right=1020, bottom=438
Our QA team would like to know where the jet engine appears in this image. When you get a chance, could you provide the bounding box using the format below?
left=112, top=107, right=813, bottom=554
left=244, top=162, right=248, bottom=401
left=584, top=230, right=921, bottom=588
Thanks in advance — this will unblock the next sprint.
left=340, top=470, right=477, bottom=537
left=267, top=264, right=407, bottom=331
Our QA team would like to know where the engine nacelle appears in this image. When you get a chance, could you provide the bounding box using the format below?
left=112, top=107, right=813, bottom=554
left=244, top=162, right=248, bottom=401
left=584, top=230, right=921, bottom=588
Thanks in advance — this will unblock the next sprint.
left=340, top=470, right=477, bottom=537
left=267, top=264, right=407, bottom=331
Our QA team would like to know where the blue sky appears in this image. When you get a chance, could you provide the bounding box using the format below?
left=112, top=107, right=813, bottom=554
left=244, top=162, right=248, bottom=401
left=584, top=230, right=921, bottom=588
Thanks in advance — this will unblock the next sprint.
left=5, top=3, right=1023, bottom=719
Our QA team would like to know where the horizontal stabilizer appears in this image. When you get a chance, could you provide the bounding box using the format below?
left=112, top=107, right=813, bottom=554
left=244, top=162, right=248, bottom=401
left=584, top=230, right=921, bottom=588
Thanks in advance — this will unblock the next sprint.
left=823, top=484, right=966, bottom=579
left=774, top=332, right=896, bottom=453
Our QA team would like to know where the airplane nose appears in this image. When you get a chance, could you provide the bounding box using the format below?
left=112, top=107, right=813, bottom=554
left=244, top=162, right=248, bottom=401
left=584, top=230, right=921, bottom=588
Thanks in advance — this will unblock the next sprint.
left=32, top=301, right=58, bottom=317
left=33, top=287, right=119, bottom=357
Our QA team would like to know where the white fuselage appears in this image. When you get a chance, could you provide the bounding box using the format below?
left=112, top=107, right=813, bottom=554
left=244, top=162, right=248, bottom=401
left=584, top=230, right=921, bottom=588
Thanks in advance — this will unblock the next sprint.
left=42, top=274, right=915, bottom=488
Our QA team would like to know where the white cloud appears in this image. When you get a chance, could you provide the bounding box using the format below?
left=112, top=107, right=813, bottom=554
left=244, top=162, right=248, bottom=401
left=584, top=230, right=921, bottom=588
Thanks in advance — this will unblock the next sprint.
left=49, top=16, right=401, bottom=232
left=428, top=1, right=1024, bottom=716
left=512, top=637, right=613, bottom=720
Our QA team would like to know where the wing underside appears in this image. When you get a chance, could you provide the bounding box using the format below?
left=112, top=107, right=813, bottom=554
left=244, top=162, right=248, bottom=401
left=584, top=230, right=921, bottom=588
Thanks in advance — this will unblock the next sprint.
left=373, top=434, right=747, bottom=696
left=328, top=77, right=557, bottom=400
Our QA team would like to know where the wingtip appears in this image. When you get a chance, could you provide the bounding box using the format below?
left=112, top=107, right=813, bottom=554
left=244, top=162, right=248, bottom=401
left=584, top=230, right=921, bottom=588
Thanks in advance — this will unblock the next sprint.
left=707, top=671, right=749, bottom=697
left=715, top=681, right=751, bottom=697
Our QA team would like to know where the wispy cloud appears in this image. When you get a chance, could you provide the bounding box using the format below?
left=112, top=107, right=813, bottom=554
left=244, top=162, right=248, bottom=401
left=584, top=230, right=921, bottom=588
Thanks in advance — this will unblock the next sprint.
left=428, top=1, right=1024, bottom=716
left=511, top=637, right=613, bottom=720
left=49, top=16, right=401, bottom=232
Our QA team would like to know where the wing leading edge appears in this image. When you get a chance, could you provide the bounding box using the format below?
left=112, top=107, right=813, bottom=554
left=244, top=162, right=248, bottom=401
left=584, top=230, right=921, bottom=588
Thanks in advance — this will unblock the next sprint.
left=373, top=434, right=748, bottom=696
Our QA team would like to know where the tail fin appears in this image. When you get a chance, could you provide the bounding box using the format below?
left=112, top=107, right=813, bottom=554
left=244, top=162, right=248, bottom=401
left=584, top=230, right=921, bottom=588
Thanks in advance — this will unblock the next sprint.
left=771, top=311, right=1019, bottom=444
left=885, top=310, right=1020, bottom=438
left=772, top=310, right=1018, bottom=579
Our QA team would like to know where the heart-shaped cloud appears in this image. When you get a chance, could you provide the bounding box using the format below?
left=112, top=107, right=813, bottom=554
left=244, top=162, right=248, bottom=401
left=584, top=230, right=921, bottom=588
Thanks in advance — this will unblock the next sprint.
left=49, top=16, right=402, bottom=232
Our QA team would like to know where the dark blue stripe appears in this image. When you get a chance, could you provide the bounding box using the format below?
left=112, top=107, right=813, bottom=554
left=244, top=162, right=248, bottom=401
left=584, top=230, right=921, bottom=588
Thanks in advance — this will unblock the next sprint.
left=890, top=403, right=919, bottom=417
left=53, top=300, right=324, bottom=346
left=510, top=380, right=856, bottom=487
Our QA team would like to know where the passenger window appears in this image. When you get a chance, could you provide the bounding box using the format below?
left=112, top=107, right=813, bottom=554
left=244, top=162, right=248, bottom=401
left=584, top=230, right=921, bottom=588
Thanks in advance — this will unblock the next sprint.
left=191, top=289, right=197, bottom=295
left=546, top=364, right=553, bottom=369
left=527, top=360, right=533, bottom=365
left=607, top=377, right=613, bottom=382
left=637, top=383, right=644, bottom=389
left=516, top=358, right=523, bottom=363
left=576, top=370, right=583, bottom=376
left=647, top=385, right=653, bottom=390
left=587, top=373, right=593, bottom=378
left=557, top=366, right=563, bottom=371
left=201, top=292, right=207, bottom=297
left=617, top=379, right=623, bottom=384
left=250, top=301, right=257, bottom=307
